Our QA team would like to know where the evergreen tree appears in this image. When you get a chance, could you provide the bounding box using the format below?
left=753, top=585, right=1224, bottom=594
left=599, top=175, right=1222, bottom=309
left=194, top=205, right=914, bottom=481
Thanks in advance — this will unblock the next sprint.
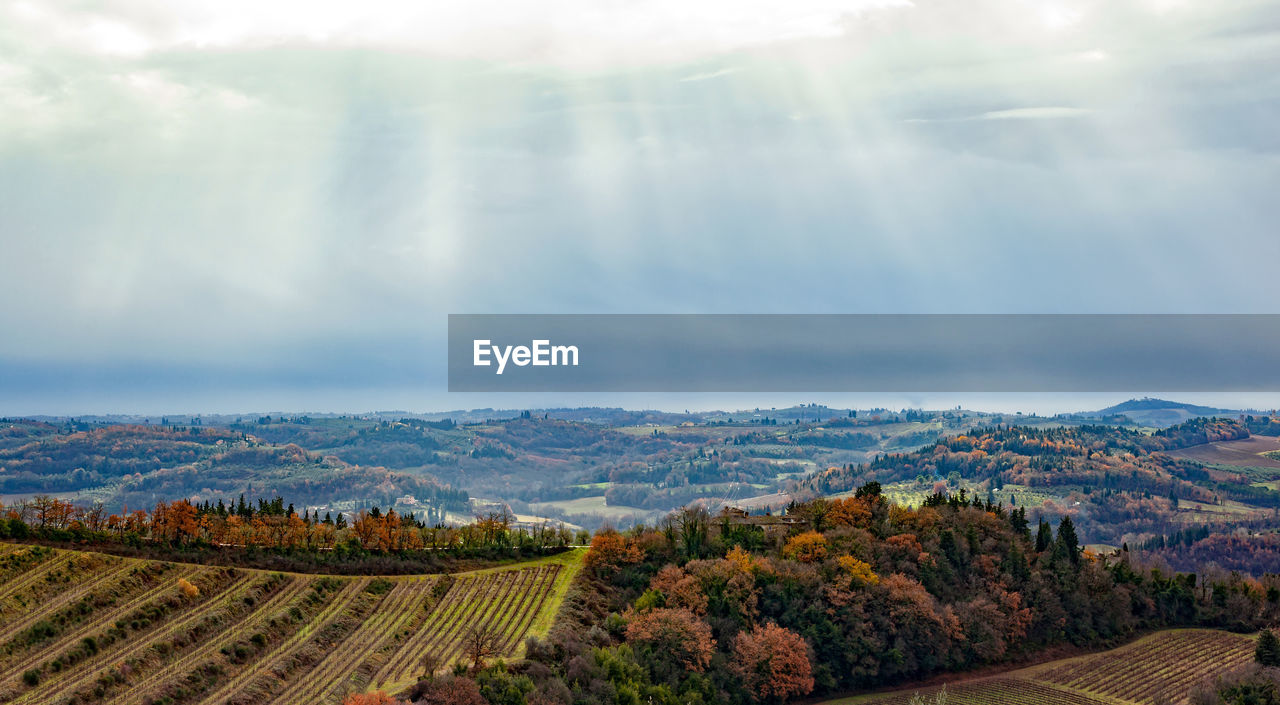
left=1035, top=520, right=1052, bottom=553
left=1056, top=516, right=1080, bottom=565
left=1257, top=628, right=1280, bottom=667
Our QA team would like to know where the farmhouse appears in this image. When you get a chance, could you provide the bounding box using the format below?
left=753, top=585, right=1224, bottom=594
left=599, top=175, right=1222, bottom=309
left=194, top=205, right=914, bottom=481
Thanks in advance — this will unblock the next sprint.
left=719, top=506, right=809, bottom=538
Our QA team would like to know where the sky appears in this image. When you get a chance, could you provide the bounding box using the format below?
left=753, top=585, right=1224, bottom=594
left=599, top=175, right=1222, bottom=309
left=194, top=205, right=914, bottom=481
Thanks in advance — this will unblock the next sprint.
left=1, top=0, right=1279, bottom=414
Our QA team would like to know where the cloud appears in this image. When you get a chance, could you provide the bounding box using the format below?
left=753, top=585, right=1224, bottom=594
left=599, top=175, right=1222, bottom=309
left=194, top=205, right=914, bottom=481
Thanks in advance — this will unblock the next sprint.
left=1, top=0, right=1278, bottom=411
left=679, top=68, right=743, bottom=83
left=1, top=0, right=909, bottom=68
left=904, top=106, right=1093, bottom=123
left=978, top=107, right=1092, bottom=120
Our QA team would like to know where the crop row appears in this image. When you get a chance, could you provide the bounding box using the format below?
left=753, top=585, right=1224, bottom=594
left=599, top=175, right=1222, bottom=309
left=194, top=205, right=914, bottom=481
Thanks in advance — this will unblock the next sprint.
left=1036, top=629, right=1254, bottom=703
left=63, top=572, right=283, bottom=705
left=271, top=578, right=433, bottom=704
left=110, top=573, right=318, bottom=705
left=0, top=554, right=76, bottom=614
left=0, top=562, right=192, bottom=689
left=6, top=568, right=254, bottom=704
left=0, top=559, right=136, bottom=646
left=0, top=549, right=574, bottom=705
left=202, top=577, right=366, bottom=704
left=0, top=547, right=56, bottom=589
left=859, top=678, right=1112, bottom=705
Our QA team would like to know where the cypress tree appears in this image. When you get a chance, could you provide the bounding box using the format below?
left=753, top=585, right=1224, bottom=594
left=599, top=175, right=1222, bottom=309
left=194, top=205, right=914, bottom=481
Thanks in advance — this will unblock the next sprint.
left=1056, top=516, right=1080, bottom=565
left=1035, top=520, right=1052, bottom=553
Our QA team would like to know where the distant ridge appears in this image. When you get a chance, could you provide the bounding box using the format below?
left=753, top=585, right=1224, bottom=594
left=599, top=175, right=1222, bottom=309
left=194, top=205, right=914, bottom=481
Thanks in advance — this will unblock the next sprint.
left=1081, top=397, right=1240, bottom=427
left=1096, top=397, right=1232, bottom=416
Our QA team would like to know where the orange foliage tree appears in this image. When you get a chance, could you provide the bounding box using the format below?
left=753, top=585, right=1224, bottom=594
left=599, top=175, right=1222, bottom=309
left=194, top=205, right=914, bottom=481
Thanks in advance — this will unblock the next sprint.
left=624, top=607, right=715, bottom=673
left=731, top=622, right=815, bottom=702
left=782, top=531, right=828, bottom=563
left=584, top=530, right=645, bottom=572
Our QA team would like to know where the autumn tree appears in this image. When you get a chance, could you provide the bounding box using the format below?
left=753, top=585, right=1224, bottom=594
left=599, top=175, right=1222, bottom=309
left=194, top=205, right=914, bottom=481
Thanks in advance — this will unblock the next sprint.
left=731, top=622, right=814, bottom=703
left=829, top=497, right=873, bottom=529
left=405, top=676, right=487, bottom=705
left=783, top=531, right=828, bottom=563
left=649, top=564, right=709, bottom=615
left=584, top=530, right=644, bottom=572
left=837, top=555, right=880, bottom=586
left=153, top=500, right=199, bottom=544
left=624, top=607, right=715, bottom=680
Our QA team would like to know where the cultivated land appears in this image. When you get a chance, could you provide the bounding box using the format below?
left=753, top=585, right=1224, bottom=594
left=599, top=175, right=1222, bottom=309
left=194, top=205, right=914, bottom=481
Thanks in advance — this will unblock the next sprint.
left=826, top=629, right=1256, bottom=705
left=0, top=543, right=583, bottom=705
left=1165, top=435, right=1280, bottom=469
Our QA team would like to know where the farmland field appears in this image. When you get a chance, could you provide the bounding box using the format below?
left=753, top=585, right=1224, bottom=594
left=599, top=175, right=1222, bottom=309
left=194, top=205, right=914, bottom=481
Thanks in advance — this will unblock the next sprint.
left=1164, top=435, right=1280, bottom=469
left=826, top=629, right=1255, bottom=705
left=0, top=543, right=583, bottom=705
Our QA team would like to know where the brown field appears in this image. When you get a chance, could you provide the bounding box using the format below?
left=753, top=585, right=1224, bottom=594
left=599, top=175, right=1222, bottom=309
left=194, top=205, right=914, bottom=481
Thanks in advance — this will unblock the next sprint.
left=827, top=629, right=1256, bottom=705
left=1165, top=435, right=1280, bottom=469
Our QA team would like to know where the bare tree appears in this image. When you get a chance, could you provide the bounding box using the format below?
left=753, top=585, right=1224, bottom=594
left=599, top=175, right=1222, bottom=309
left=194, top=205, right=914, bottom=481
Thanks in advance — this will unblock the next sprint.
left=419, top=651, right=443, bottom=680
left=461, top=623, right=505, bottom=673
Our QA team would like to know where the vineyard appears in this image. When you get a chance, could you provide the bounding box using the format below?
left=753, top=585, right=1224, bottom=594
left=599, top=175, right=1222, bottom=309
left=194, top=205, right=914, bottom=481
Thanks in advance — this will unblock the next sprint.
left=0, top=543, right=582, bottom=705
left=830, top=629, right=1257, bottom=705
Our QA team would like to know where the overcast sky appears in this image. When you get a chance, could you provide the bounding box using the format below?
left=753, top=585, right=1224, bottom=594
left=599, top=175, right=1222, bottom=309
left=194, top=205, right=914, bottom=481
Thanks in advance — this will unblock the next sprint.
left=2, top=0, right=1279, bottom=414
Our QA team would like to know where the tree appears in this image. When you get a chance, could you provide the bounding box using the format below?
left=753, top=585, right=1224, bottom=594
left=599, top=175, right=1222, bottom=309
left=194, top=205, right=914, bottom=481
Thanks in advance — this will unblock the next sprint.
left=838, top=555, right=880, bottom=586
left=624, top=607, right=715, bottom=676
left=731, top=622, right=814, bottom=702
left=405, top=676, right=486, bottom=705
left=461, top=623, right=505, bottom=673
left=1056, top=516, right=1080, bottom=565
left=342, top=693, right=404, bottom=705
left=783, top=531, right=828, bottom=563
left=584, top=530, right=644, bottom=572
left=649, top=565, right=709, bottom=614
left=1035, top=519, right=1052, bottom=552
left=1258, top=628, right=1280, bottom=667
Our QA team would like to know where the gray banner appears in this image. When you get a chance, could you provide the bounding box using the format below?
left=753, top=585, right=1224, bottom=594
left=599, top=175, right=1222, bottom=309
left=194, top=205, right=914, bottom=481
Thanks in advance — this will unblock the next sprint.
left=447, top=314, right=1280, bottom=392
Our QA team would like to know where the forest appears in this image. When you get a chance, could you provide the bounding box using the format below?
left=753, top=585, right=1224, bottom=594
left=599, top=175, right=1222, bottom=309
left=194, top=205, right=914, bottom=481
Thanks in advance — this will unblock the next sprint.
left=340, top=483, right=1280, bottom=705
left=0, top=494, right=580, bottom=575
left=796, top=418, right=1280, bottom=545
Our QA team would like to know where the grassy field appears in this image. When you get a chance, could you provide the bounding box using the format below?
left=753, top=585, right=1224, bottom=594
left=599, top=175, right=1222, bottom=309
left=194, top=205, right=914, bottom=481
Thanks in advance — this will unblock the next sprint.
left=825, top=629, right=1255, bottom=705
left=0, top=543, right=583, bottom=705
left=529, top=495, right=659, bottom=520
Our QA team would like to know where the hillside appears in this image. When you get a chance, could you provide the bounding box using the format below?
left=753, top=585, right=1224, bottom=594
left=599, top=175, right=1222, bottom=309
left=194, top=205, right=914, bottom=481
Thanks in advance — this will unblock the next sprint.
left=2, top=408, right=1060, bottom=529
left=0, top=544, right=583, bottom=705
left=827, top=629, right=1256, bottom=705
left=795, top=418, right=1275, bottom=546
left=0, top=422, right=467, bottom=517
left=1074, top=397, right=1243, bottom=428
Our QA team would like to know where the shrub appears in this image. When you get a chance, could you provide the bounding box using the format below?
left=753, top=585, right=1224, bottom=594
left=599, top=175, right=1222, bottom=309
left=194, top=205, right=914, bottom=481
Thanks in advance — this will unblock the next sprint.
left=177, top=578, right=199, bottom=598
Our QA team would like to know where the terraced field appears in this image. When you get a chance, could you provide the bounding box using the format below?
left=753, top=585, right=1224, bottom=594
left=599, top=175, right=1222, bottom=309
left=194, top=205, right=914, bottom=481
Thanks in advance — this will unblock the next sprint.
left=828, top=629, right=1256, bottom=705
left=0, top=543, right=583, bottom=705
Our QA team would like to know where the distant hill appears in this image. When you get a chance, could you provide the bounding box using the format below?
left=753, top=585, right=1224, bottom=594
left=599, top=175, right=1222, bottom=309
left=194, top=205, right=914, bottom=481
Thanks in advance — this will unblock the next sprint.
left=1076, top=397, right=1242, bottom=427
left=796, top=417, right=1270, bottom=544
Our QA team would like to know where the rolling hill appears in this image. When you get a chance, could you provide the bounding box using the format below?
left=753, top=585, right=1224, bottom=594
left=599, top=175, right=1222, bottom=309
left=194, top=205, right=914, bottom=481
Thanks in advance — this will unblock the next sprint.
left=1076, top=397, right=1243, bottom=428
